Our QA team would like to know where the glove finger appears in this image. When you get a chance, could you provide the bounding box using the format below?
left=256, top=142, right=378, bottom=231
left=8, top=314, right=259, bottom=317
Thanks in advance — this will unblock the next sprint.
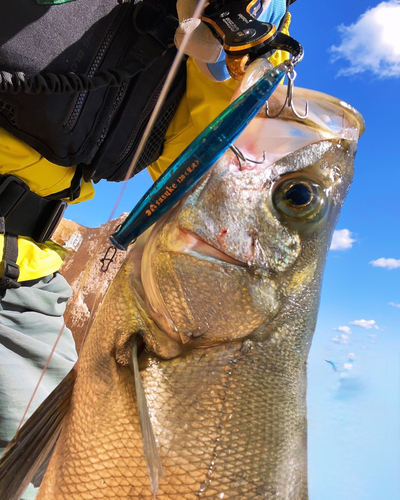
left=174, top=19, right=222, bottom=63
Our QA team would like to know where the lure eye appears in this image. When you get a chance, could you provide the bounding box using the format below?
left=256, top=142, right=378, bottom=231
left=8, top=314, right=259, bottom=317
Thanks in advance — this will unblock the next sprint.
left=272, top=178, right=327, bottom=221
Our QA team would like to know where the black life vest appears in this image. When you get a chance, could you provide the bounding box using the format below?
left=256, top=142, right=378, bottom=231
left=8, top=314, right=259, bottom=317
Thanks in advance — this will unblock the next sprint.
left=0, top=0, right=186, bottom=186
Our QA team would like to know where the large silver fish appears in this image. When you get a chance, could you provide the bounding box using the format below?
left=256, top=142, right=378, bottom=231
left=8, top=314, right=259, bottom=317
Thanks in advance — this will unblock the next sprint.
left=0, top=85, right=364, bottom=500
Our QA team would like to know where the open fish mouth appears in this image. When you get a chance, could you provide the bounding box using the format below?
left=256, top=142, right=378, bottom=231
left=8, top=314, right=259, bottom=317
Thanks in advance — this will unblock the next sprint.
left=141, top=198, right=256, bottom=270
left=170, top=227, right=248, bottom=268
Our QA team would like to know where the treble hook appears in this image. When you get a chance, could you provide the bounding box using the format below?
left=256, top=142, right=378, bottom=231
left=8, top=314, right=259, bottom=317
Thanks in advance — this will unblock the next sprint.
left=265, top=64, right=308, bottom=120
left=230, top=145, right=266, bottom=171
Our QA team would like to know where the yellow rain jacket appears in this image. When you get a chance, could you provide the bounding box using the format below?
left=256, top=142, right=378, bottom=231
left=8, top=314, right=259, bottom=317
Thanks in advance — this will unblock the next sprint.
left=0, top=16, right=290, bottom=283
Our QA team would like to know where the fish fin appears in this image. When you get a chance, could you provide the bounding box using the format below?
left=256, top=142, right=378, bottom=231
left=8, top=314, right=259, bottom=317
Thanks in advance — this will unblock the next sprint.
left=132, top=340, right=164, bottom=497
left=30, top=441, right=57, bottom=487
left=0, top=369, right=76, bottom=500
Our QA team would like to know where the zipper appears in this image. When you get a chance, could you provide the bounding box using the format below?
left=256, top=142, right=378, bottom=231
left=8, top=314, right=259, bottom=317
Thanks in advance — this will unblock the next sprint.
left=63, top=13, right=123, bottom=132
left=96, top=77, right=130, bottom=149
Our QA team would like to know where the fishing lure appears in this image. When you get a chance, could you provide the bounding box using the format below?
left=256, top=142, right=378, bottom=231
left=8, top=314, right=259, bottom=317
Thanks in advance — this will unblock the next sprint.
left=109, top=60, right=293, bottom=252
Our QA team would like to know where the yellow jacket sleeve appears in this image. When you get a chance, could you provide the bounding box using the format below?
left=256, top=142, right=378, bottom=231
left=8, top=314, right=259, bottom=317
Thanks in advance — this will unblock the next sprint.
left=0, top=127, right=95, bottom=281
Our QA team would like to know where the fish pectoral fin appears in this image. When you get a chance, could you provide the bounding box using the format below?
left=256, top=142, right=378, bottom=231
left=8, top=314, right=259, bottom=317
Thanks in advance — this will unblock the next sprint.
left=132, top=339, right=164, bottom=497
left=0, top=368, right=76, bottom=500
left=30, top=441, right=56, bottom=487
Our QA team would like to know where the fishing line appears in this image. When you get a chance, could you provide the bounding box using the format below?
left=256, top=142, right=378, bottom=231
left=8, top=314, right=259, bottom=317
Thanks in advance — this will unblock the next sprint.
left=16, top=246, right=103, bottom=429
left=108, top=0, right=208, bottom=221
left=19, top=0, right=207, bottom=428
left=17, top=321, right=67, bottom=432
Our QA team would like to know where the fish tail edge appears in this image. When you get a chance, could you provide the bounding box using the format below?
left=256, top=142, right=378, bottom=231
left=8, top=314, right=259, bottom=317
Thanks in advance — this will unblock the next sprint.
left=0, top=368, right=76, bottom=500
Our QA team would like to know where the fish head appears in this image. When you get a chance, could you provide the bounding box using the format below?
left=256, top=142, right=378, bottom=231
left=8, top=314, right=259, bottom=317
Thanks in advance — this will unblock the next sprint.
left=139, top=87, right=365, bottom=357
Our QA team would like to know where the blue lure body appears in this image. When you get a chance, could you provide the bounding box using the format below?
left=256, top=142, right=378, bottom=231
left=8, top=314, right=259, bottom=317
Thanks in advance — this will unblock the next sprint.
left=110, top=62, right=289, bottom=250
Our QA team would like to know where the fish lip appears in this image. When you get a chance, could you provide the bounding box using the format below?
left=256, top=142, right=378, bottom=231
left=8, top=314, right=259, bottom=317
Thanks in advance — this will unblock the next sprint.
left=176, top=227, right=248, bottom=267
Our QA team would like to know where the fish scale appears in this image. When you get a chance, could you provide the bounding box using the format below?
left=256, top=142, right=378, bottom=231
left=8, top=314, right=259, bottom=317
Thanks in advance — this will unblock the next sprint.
left=140, top=336, right=309, bottom=499
left=39, top=224, right=322, bottom=499
left=37, top=263, right=150, bottom=499
left=151, top=253, right=277, bottom=345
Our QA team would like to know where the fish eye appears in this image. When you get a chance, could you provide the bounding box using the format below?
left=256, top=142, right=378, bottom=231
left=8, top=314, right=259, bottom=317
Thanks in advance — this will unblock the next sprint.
left=272, top=178, right=327, bottom=221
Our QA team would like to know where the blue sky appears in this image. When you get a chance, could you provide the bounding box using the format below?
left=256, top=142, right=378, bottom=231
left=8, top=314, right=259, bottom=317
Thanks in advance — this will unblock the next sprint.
left=67, top=1, right=400, bottom=498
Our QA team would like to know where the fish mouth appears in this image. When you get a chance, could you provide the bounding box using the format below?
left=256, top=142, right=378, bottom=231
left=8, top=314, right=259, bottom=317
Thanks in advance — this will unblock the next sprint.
left=172, top=227, right=247, bottom=267
left=145, top=195, right=249, bottom=269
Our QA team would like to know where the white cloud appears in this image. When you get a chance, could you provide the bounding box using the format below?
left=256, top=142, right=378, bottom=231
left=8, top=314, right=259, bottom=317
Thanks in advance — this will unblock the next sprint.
left=370, top=258, right=400, bottom=269
left=330, top=1, right=400, bottom=78
left=332, top=334, right=350, bottom=344
left=368, top=333, right=378, bottom=338
left=343, top=363, right=353, bottom=370
left=389, top=302, right=400, bottom=308
left=333, top=325, right=353, bottom=334
left=350, top=319, right=380, bottom=330
left=334, top=326, right=353, bottom=335
left=330, top=229, right=356, bottom=250
left=348, top=352, right=355, bottom=360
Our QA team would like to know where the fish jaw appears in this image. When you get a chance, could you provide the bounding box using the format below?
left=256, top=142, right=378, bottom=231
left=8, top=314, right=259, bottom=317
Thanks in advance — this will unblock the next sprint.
left=141, top=224, right=280, bottom=348
left=175, top=139, right=352, bottom=271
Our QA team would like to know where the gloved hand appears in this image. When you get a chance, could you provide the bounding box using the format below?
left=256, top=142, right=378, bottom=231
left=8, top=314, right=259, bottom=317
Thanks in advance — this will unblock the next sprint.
left=174, top=0, right=289, bottom=81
